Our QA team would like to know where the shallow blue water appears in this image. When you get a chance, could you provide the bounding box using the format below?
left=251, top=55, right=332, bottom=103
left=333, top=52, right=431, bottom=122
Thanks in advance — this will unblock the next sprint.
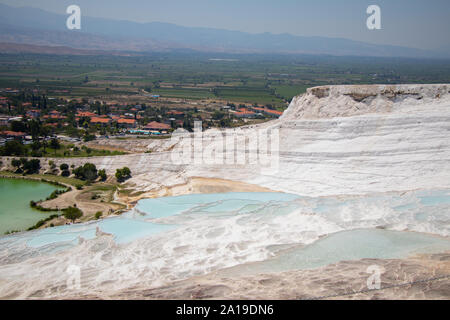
left=132, top=192, right=299, bottom=218
left=0, top=190, right=449, bottom=273
left=3, top=192, right=301, bottom=249
left=223, top=228, right=450, bottom=275
left=99, top=218, right=176, bottom=244
left=420, top=195, right=450, bottom=206
left=27, top=224, right=97, bottom=247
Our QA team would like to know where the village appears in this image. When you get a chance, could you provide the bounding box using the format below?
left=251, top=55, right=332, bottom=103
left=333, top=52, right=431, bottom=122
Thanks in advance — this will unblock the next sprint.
left=0, top=90, right=282, bottom=150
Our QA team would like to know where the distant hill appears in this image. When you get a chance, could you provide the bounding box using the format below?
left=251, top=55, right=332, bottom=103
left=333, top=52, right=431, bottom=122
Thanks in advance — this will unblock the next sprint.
left=0, top=3, right=445, bottom=58
left=0, top=42, right=138, bottom=56
left=0, top=23, right=176, bottom=52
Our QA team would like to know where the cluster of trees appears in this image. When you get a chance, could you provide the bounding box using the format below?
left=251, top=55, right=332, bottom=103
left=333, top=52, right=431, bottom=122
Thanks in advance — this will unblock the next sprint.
left=115, top=167, right=131, bottom=182
left=6, top=157, right=109, bottom=182
left=72, top=163, right=107, bottom=182
left=0, top=118, right=62, bottom=157
left=11, top=158, right=40, bottom=174
left=14, top=119, right=53, bottom=142
left=0, top=140, right=27, bottom=156
left=73, top=163, right=98, bottom=181
left=0, top=138, right=62, bottom=157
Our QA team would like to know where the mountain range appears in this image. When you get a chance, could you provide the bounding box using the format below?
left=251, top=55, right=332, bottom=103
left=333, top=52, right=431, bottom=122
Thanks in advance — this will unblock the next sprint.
left=0, top=3, right=447, bottom=58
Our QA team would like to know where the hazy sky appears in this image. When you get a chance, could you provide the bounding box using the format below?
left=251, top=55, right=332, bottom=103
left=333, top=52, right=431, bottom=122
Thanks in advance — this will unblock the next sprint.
left=1, top=0, right=449, bottom=50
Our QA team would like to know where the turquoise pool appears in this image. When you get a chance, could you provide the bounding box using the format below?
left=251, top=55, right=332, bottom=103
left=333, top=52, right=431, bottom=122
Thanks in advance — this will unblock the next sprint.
left=0, top=190, right=448, bottom=288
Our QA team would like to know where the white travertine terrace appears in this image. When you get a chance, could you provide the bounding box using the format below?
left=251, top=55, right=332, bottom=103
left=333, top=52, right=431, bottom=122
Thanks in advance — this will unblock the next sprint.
left=112, top=84, right=450, bottom=196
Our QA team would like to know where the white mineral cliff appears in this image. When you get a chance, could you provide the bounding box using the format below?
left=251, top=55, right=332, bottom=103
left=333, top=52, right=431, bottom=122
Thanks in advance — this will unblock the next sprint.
left=16, top=84, right=449, bottom=197
left=124, top=84, right=450, bottom=196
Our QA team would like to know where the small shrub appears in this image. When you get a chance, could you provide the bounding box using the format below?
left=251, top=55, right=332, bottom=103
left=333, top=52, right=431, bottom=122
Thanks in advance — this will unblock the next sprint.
left=91, top=194, right=100, bottom=200
left=61, top=170, right=70, bottom=177
left=98, top=169, right=107, bottom=181
left=46, top=189, right=65, bottom=201
left=115, top=167, right=132, bottom=182
left=63, top=207, right=83, bottom=222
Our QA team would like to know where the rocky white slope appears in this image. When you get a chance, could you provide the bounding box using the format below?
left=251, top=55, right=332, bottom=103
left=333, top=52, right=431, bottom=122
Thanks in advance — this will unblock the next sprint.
left=23, top=84, right=450, bottom=197
left=125, top=84, right=450, bottom=197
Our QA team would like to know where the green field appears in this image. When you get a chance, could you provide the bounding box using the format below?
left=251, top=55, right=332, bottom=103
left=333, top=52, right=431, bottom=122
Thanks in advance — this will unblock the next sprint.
left=272, top=85, right=310, bottom=100
left=151, top=87, right=215, bottom=99
left=1, top=52, right=450, bottom=107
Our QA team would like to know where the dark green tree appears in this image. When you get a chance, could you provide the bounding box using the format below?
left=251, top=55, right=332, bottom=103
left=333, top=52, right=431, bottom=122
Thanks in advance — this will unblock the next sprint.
left=63, top=207, right=83, bottom=223
left=73, top=163, right=98, bottom=181
left=98, top=169, right=107, bottom=181
left=22, top=159, right=40, bottom=174
left=49, top=138, right=60, bottom=155
left=1, top=141, right=26, bottom=156
left=28, top=120, right=41, bottom=142
left=11, top=159, right=22, bottom=172
left=115, top=167, right=131, bottom=182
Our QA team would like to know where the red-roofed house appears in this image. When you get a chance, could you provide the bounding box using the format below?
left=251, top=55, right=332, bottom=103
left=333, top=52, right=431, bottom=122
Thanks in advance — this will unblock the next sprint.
left=76, top=111, right=96, bottom=118
left=117, top=118, right=137, bottom=128
left=43, top=114, right=67, bottom=120
left=264, top=109, right=283, bottom=117
left=143, top=121, right=171, bottom=132
left=250, top=107, right=283, bottom=118
left=234, top=108, right=256, bottom=118
left=44, top=123, right=59, bottom=127
left=90, top=117, right=111, bottom=125
left=0, top=131, right=26, bottom=140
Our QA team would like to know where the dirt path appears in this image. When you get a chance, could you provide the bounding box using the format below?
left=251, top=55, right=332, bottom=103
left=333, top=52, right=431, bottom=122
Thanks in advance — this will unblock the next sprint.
left=40, top=183, right=125, bottom=223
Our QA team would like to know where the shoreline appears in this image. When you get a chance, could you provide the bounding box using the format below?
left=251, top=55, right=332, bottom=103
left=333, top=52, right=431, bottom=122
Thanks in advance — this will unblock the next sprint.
left=119, top=176, right=277, bottom=207
left=0, top=173, right=274, bottom=234
left=0, top=175, right=69, bottom=234
left=0, top=172, right=124, bottom=231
